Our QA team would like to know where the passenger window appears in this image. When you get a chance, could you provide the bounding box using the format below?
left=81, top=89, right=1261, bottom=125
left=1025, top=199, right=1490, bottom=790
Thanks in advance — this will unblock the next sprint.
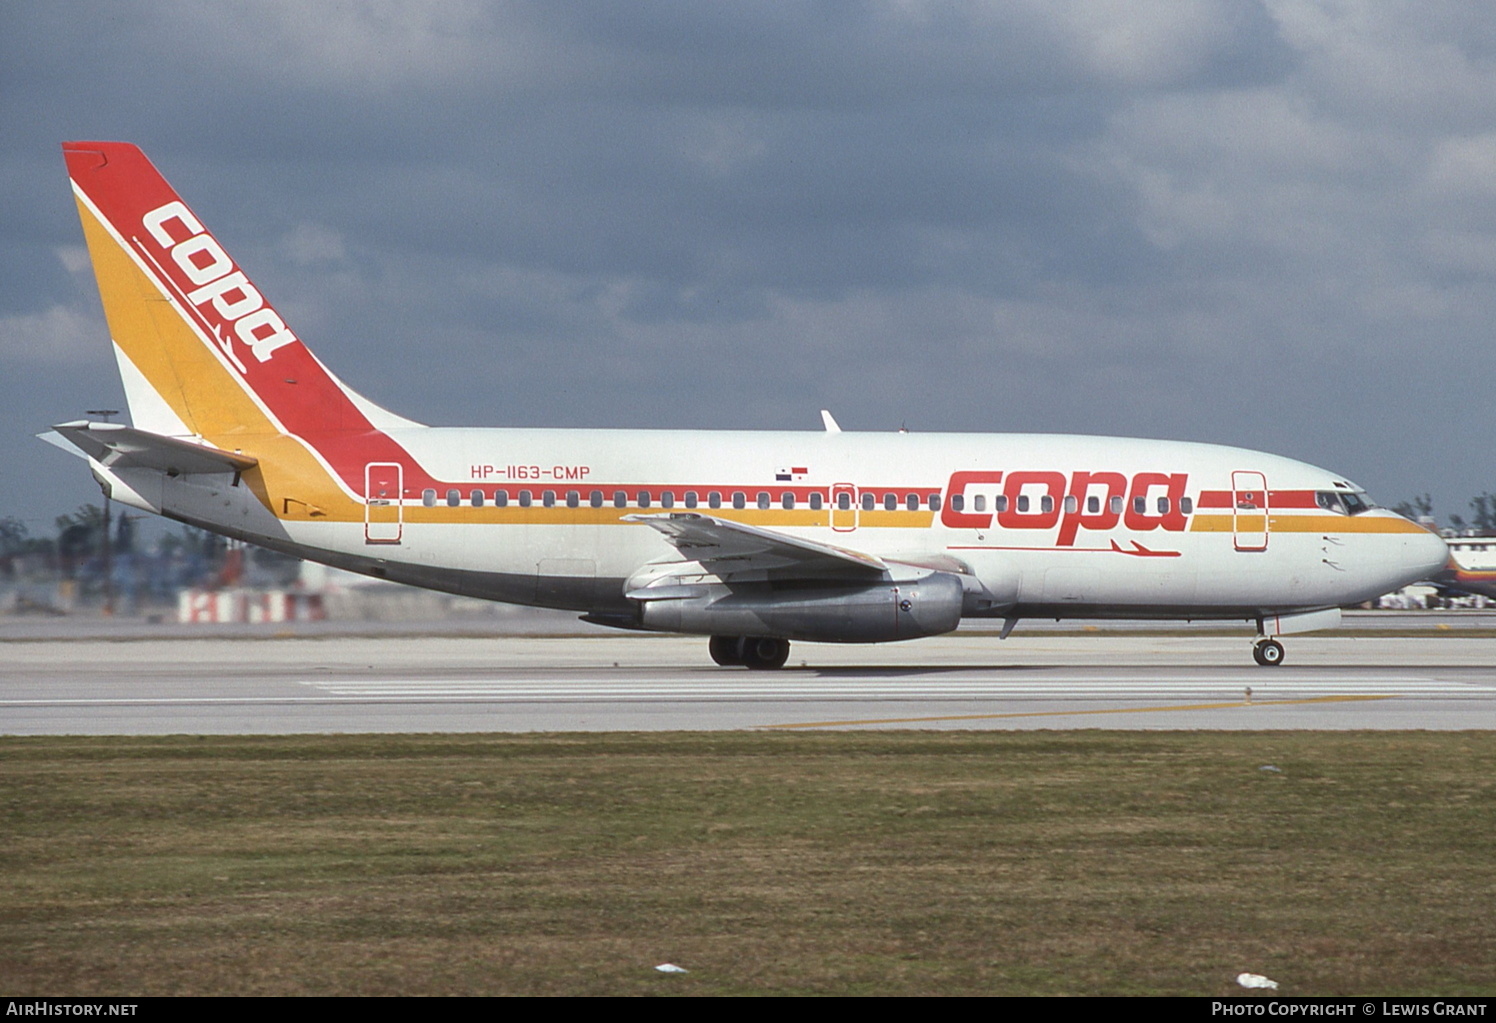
left=860, top=492, right=874, bottom=511
left=708, top=492, right=722, bottom=509
left=757, top=492, right=771, bottom=509
left=519, top=490, right=532, bottom=507
left=1087, top=496, right=1099, bottom=514
left=685, top=491, right=698, bottom=509
left=950, top=494, right=964, bottom=512
left=1180, top=497, right=1193, bottom=515
left=661, top=492, right=674, bottom=509
left=590, top=491, right=603, bottom=508
left=782, top=493, right=795, bottom=509
left=884, top=493, right=897, bottom=511
left=1017, top=495, right=1030, bottom=513
left=471, top=490, right=484, bottom=507
left=995, top=495, right=1008, bottom=513
left=446, top=489, right=460, bottom=507
left=1134, top=497, right=1146, bottom=515
left=637, top=492, right=650, bottom=509
left=1157, top=496, right=1169, bottom=514
left=929, top=494, right=941, bottom=512
left=810, top=492, right=824, bottom=510
left=973, top=495, right=987, bottom=513
left=613, top=491, right=626, bottom=508
left=733, top=492, right=746, bottom=509
left=1041, top=496, right=1054, bottom=514
left=906, top=494, right=919, bottom=511
left=422, top=489, right=436, bottom=508
left=542, top=490, right=556, bottom=508
left=494, top=490, right=508, bottom=508
left=566, top=491, right=579, bottom=508
left=1064, top=496, right=1077, bottom=514
left=1110, top=496, right=1123, bottom=515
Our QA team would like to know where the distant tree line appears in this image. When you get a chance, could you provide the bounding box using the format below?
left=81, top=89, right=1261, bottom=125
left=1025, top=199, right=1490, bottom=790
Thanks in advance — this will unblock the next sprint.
left=1, top=504, right=300, bottom=603
left=2, top=506, right=179, bottom=572
left=1392, top=493, right=1496, bottom=533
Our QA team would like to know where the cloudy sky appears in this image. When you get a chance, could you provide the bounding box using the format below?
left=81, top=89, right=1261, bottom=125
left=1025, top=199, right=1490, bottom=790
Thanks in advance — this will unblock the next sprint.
left=3, top=1, right=1493, bottom=534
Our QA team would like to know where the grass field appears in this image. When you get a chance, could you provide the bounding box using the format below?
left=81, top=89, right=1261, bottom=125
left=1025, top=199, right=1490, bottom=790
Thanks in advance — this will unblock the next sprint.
left=3, top=731, right=1494, bottom=996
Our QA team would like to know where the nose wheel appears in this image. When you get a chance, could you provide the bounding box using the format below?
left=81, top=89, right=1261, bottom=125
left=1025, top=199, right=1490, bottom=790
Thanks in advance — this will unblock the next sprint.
left=1252, top=638, right=1285, bottom=667
left=709, top=635, right=791, bottom=670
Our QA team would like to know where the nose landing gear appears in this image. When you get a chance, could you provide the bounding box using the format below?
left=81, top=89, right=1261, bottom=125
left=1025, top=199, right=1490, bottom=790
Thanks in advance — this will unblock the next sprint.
left=709, top=635, right=791, bottom=670
left=1252, top=637, right=1285, bottom=667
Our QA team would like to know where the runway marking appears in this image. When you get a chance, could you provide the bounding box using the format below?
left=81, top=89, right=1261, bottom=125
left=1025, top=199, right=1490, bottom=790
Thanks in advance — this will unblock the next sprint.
left=764, top=694, right=1401, bottom=729
left=5, top=676, right=1493, bottom=709
left=293, top=676, right=1492, bottom=701
left=8, top=676, right=1484, bottom=705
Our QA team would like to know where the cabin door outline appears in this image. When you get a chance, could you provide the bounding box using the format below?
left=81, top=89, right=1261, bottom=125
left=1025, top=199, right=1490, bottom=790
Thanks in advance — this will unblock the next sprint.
left=365, top=462, right=404, bottom=544
left=1231, top=470, right=1268, bottom=552
left=831, top=483, right=858, bottom=532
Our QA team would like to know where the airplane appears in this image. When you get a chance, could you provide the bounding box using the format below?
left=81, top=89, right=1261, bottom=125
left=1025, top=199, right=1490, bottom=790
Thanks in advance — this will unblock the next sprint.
left=1429, top=538, right=1496, bottom=601
left=44, top=141, right=1449, bottom=668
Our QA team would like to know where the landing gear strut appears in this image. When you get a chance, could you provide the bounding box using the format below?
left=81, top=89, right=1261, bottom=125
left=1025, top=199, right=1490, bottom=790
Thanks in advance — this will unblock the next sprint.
left=709, top=635, right=791, bottom=670
left=1252, top=638, right=1285, bottom=667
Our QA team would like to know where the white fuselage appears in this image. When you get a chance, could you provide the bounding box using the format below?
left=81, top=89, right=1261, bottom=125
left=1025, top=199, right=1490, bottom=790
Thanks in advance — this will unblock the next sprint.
left=133, top=426, right=1448, bottom=629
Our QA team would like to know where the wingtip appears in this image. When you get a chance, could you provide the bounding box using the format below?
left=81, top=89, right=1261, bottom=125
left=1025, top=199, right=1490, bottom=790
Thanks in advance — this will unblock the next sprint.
left=820, top=409, right=841, bottom=433
left=36, top=429, right=83, bottom=457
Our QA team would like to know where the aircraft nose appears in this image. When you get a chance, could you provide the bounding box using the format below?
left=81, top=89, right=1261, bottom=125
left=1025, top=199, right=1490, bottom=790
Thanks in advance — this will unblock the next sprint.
left=1403, top=525, right=1450, bottom=582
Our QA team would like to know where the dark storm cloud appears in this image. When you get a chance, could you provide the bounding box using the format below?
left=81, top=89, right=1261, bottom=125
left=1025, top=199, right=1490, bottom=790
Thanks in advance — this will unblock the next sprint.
left=2, top=1, right=1493, bottom=532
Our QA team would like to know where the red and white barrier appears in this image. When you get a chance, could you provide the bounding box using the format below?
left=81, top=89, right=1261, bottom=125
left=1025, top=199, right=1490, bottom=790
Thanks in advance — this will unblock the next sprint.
left=177, top=589, right=325, bottom=623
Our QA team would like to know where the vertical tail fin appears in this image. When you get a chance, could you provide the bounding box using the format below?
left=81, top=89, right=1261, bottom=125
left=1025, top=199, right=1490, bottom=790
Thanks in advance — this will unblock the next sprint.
left=64, top=142, right=427, bottom=521
left=64, top=142, right=417, bottom=442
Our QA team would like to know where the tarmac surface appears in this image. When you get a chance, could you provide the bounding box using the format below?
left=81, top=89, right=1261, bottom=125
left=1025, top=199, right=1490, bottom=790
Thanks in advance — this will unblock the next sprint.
left=2, top=612, right=1493, bottom=733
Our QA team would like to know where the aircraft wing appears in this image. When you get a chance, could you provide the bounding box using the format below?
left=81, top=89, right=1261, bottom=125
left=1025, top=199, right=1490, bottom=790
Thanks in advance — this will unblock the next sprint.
left=42, top=421, right=259, bottom=475
left=623, top=512, right=888, bottom=579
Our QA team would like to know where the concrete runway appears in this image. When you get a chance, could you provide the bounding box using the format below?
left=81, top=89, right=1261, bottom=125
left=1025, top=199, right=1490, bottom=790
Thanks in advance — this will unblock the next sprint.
left=2, top=627, right=1493, bottom=733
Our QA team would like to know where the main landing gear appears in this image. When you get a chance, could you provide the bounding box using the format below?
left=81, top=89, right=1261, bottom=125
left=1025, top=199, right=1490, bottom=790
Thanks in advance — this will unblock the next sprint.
left=1252, top=637, right=1285, bottom=667
left=710, top=635, right=791, bottom=670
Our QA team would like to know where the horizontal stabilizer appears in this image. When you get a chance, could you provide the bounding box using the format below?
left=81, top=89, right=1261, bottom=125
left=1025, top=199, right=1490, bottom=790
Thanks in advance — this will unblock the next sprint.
left=623, top=512, right=887, bottom=578
left=44, top=421, right=258, bottom=475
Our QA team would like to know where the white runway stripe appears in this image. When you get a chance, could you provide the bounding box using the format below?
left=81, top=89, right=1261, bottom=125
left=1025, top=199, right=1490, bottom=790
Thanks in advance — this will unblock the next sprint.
left=297, top=675, right=1496, bottom=701
left=7, top=674, right=1491, bottom=709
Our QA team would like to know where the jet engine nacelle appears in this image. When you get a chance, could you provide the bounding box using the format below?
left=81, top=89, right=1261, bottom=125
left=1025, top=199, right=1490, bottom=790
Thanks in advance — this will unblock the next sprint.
left=637, top=571, right=965, bottom=643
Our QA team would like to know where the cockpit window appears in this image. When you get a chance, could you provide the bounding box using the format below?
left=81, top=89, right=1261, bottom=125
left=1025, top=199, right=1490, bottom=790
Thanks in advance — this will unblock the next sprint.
left=1317, top=491, right=1375, bottom=515
left=1316, top=491, right=1346, bottom=514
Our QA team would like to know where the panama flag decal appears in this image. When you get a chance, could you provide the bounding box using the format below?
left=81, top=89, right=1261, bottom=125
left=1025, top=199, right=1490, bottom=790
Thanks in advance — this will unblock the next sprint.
left=775, top=466, right=809, bottom=481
